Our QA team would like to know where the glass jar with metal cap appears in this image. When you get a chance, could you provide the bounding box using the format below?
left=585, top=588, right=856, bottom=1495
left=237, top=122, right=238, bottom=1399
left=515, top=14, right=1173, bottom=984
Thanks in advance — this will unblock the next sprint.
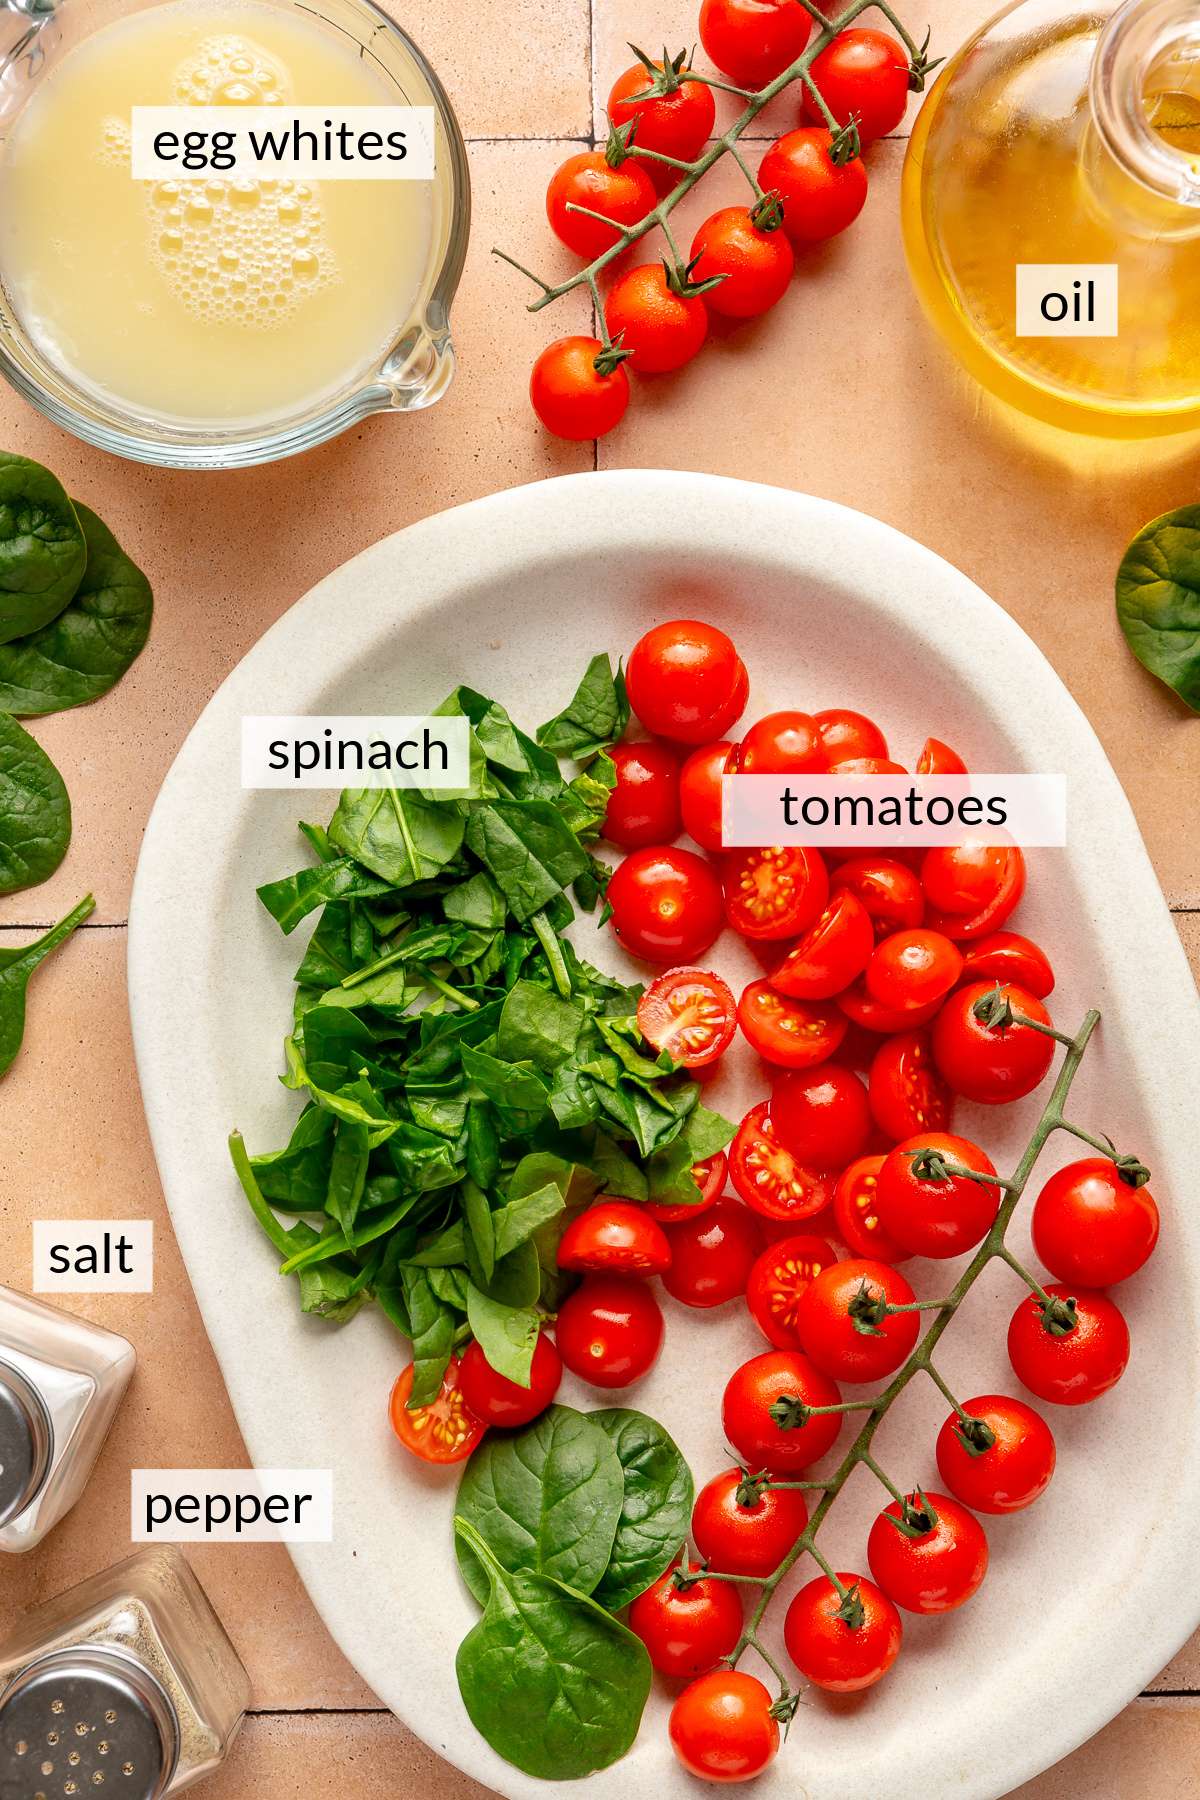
left=0, top=1285, right=136, bottom=1553
left=0, top=1547, right=250, bottom=1797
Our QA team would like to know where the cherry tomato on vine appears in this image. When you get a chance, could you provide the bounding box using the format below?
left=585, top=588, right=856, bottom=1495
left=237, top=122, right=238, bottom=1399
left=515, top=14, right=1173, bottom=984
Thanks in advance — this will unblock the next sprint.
left=770, top=1061, right=871, bottom=1168
left=607, top=845, right=724, bottom=964
left=921, top=841, right=1026, bottom=939
left=603, top=739, right=681, bottom=847
left=833, top=1153, right=910, bottom=1262
left=745, top=1232, right=838, bottom=1348
left=961, top=930, right=1055, bottom=999
left=813, top=706, right=888, bottom=764
left=457, top=1331, right=562, bottom=1428
left=833, top=855, right=925, bottom=938
left=530, top=336, right=630, bottom=441
left=692, top=1466, right=811, bottom=1575
left=738, top=709, right=826, bottom=773
left=604, top=262, right=709, bottom=373
left=723, top=1348, right=844, bottom=1471
left=1007, top=1284, right=1130, bottom=1405
left=555, top=1275, right=664, bottom=1387
left=866, top=928, right=963, bottom=1011
left=389, top=1356, right=486, bottom=1464
left=638, top=966, right=737, bottom=1068
left=698, top=0, right=812, bottom=88
left=916, top=735, right=968, bottom=775
left=837, top=975, right=945, bottom=1035
left=647, top=1151, right=728, bottom=1224
left=556, top=1200, right=672, bottom=1277
left=867, top=1492, right=989, bottom=1614
left=875, top=1131, right=1000, bottom=1259
left=770, top=889, right=874, bottom=1000
left=935, top=1393, right=1057, bottom=1515
left=608, top=58, right=717, bottom=173
left=1031, top=1157, right=1160, bottom=1287
left=867, top=1029, right=952, bottom=1142
left=933, top=979, right=1055, bottom=1103
left=546, top=149, right=656, bottom=258
left=759, top=127, right=869, bottom=243
left=796, top=1257, right=920, bottom=1383
left=690, top=206, right=795, bottom=318
left=802, top=28, right=911, bottom=143
left=723, top=845, right=828, bottom=942
left=730, top=1101, right=833, bottom=1223
left=662, top=1197, right=764, bottom=1307
left=679, top=739, right=737, bottom=851
left=669, top=1670, right=780, bottom=1784
left=628, top=1559, right=743, bottom=1678
left=738, top=981, right=847, bottom=1069
left=784, top=1573, right=902, bottom=1692
left=627, top=619, right=748, bottom=743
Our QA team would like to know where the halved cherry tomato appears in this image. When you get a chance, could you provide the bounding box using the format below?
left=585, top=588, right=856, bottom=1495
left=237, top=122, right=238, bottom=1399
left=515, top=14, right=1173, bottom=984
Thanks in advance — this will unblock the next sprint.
left=833, top=1153, right=910, bottom=1263
left=837, top=975, right=946, bottom=1035
left=745, top=1232, right=837, bottom=1347
left=638, top=967, right=737, bottom=1068
left=784, top=1573, right=902, bottom=1692
left=813, top=707, right=888, bottom=764
left=669, top=1670, right=780, bottom=1784
left=555, top=1275, right=664, bottom=1387
left=603, top=740, right=681, bottom=848
left=723, top=845, right=829, bottom=941
left=833, top=856, right=925, bottom=939
left=730, top=1101, right=833, bottom=1222
left=679, top=739, right=737, bottom=852
left=770, top=1062, right=871, bottom=1169
left=1007, top=1284, right=1130, bottom=1405
left=796, top=1257, right=920, bottom=1383
left=933, top=980, right=1055, bottom=1104
left=922, top=841, right=1026, bottom=940
left=916, top=736, right=968, bottom=775
left=458, top=1331, right=562, bottom=1428
left=722, top=1348, right=844, bottom=1471
left=829, top=756, right=907, bottom=776
left=626, top=619, right=748, bottom=744
left=738, top=710, right=826, bottom=773
left=557, top=1200, right=672, bottom=1276
left=389, top=1356, right=486, bottom=1464
left=770, top=889, right=874, bottom=999
left=935, top=1393, right=1056, bottom=1515
left=738, top=981, right=847, bottom=1069
left=875, top=1131, right=1000, bottom=1259
left=867, top=1029, right=952, bottom=1142
left=692, top=1467, right=810, bottom=1575
left=867, top=1491, right=988, bottom=1614
left=608, top=845, right=724, bottom=964
left=961, top=930, right=1055, bottom=999
left=1032, top=1158, right=1159, bottom=1287
left=648, top=1151, right=728, bottom=1224
left=866, top=928, right=963, bottom=1011
left=662, top=1197, right=764, bottom=1307
left=629, top=1559, right=744, bottom=1678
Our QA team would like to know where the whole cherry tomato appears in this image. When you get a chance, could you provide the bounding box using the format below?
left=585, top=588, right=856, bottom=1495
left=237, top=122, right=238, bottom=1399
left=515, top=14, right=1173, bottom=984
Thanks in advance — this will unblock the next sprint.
left=698, top=0, right=812, bottom=88
left=608, top=58, right=717, bottom=171
left=692, top=1467, right=810, bottom=1576
left=935, top=1393, right=1056, bottom=1515
left=669, top=1670, right=780, bottom=1783
left=875, top=1131, right=1000, bottom=1259
left=961, top=930, right=1055, bottom=998
left=867, top=1491, right=989, bottom=1614
left=647, top=1151, right=728, bottom=1224
left=556, top=1200, right=672, bottom=1276
left=837, top=975, right=945, bottom=1035
left=738, top=981, right=847, bottom=1069
left=745, top=1232, right=838, bottom=1348
left=627, top=619, right=747, bottom=743
left=867, top=1029, right=952, bottom=1142
left=388, top=1356, right=486, bottom=1464
left=1007, top=1284, right=1130, bottom=1405
left=813, top=706, right=888, bottom=764
left=770, top=1061, right=871, bottom=1167
left=603, top=739, right=681, bottom=847
left=759, top=128, right=869, bottom=243
left=607, top=845, right=724, bottom=963
left=458, top=1331, right=562, bottom=1428
left=921, top=841, right=1026, bottom=939
left=916, top=735, right=968, bottom=775
left=604, top=262, right=709, bottom=373
left=796, top=1257, right=920, bottom=1383
left=662, top=1196, right=764, bottom=1307
left=730, top=1101, right=833, bottom=1223
left=629, top=1559, right=743, bottom=1678
left=738, top=709, right=826, bottom=773
left=933, top=980, right=1055, bottom=1103
left=679, top=739, right=737, bottom=850
left=724, top=845, right=829, bottom=941
left=784, top=1573, right=902, bottom=1692
left=866, top=928, right=963, bottom=1010
left=833, top=855, right=925, bottom=938
left=638, top=966, right=737, bottom=1068
left=770, top=889, right=874, bottom=1000
left=530, top=336, right=630, bottom=441
left=555, top=1275, right=664, bottom=1387
left=546, top=149, right=656, bottom=257
left=690, top=206, right=795, bottom=318
left=722, top=1348, right=844, bottom=1471
left=1031, top=1157, right=1159, bottom=1287
left=832, top=1153, right=910, bottom=1263
left=802, top=28, right=911, bottom=143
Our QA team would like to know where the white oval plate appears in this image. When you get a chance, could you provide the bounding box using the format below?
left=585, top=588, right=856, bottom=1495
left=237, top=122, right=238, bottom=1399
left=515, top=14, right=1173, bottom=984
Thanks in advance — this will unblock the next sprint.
left=129, top=472, right=1200, bottom=1800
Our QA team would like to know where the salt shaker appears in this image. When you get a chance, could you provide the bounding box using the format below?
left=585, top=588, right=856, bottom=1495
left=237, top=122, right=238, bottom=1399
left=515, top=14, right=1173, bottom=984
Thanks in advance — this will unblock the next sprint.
left=0, top=1547, right=250, bottom=1798
left=0, top=1285, right=135, bottom=1553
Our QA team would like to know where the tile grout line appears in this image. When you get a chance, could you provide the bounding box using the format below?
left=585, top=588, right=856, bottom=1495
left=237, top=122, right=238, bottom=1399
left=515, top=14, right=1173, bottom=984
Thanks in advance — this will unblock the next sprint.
left=245, top=1689, right=1200, bottom=1718
left=5, top=914, right=1200, bottom=934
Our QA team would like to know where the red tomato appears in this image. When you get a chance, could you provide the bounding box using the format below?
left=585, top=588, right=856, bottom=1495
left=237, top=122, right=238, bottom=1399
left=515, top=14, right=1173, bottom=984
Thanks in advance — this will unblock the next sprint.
left=458, top=1332, right=562, bottom=1428
left=722, top=1348, right=844, bottom=1471
left=916, top=735, right=968, bottom=775
left=875, top=1131, right=1000, bottom=1259
left=724, top=845, right=829, bottom=941
left=829, top=755, right=907, bottom=776
left=738, top=709, right=826, bottom=773
left=669, top=1670, right=780, bottom=1784
left=627, top=619, right=747, bottom=744
left=692, top=1467, right=810, bottom=1575
left=770, top=1062, right=871, bottom=1168
left=921, top=841, right=1026, bottom=940
left=607, top=845, right=724, bottom=964
left=647, top=1151, right=728, bottom=1224
left=833, top=856, right=925, bottom=938
left=546, top=149, right=656, bottom=257
left=784, top=1574, right=901, bottom=1692
left=555, top=1275, right=664, bottom=1387
left=866, top=929, right=963, bottom=1010
left=1032, top=1157, right=1159, bottom=1286
left=608, top=59, right=717, bottom=172
left=802, top=28, right=911, bottom=143
left=770, top=890, right=874, bottom=1000
left=638, top=966, right=737, bottom=1068
left=933, top=980, right=1055, bottom=1104
left=961, top=930, right=1055, bottom=998
left=813, top=706, right=888, bottom=764
left=759, top=128, right=869, bottom=243
left=730, top=1101, right=833, bottom=1223
left=796, top=1257, right=920, bottom=1383
left=832, top=1154, right=910, bottom=1263
left=935, top=1393, right=1056, bottom=1515
left=867, top=1492, right=988, bottom=1614
left=837, top=975, right=945, bottom=1035
left=738, top=981, right=847, bottom=1069
left=690, top=206, right=795, bottom=318
left=868, top=1029, right=952, bottom=1142
left=556, top=1200, right=672, bottom=1276
left=628, top=1559, right=743, bottom=1678
left=604, top=262, right=709, bottom=373
left=745, top=1232, right=838, bottom=1349
left=530, top=337, right=630, bottom=441
left=662, top=1196, right=764, bottom=1307
left=388, top=1357, right=486, bottom=1464
left=698, top=0, right=811, bottom=88
left=679, top=739, right=737, bottom=851
left=603, top=740, right=681, bottom=847
left=1007, top=1283, right=1130, bottom=1405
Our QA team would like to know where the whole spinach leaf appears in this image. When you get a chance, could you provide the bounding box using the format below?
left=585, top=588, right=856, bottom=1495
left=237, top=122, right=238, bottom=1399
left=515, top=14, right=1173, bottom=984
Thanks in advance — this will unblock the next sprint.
left=0, top=454, right=87, bottom=645
left=590, top=1409, right=694, bottom=1612
left=0, top=894, right=94, bottom=1078
left=1116, top=505, right=1200, bottom=712
left=0, top=711, right=71, bottom=894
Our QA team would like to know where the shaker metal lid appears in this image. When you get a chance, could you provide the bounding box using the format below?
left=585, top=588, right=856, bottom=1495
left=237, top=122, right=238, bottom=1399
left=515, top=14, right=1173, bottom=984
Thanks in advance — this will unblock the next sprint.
left=0, top=1362, right=52, bottom=1530
left=0, top=1649, right=177, bottom=1800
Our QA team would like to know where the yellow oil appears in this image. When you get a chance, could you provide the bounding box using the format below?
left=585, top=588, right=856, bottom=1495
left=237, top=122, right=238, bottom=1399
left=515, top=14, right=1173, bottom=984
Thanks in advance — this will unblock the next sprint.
left=901, top=6, right=1200, bottom=436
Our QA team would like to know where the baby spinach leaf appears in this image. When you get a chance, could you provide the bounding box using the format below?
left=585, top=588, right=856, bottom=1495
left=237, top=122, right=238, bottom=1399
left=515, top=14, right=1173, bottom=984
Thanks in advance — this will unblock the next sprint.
left=249, top=1106, right=335, bottom=1212
left=455, top=1405, right=624, bottom=1604
left=258, top=858, right=392, bottom=933
left=454, top=1518, right=650, bottom=1781
left=0, top=502, right=152, bottom=714
left=444, top=870, right=505, bottom=928
left=461, top=1043, right=549, bottom=1131
left=536, top=654, right=629, bottom=759
left=0, top=454, right=87, bottom=645
left=329, top=786, right=465, bottom=886
left=464, top=800, right=589, bottom=922
left=463, top=1180, right=495, bottom=1283
left=465, top=1282, right=540, bottom=1387
left=400, top=1265, right=455, bottom=1405
left=0, top=893, right=94, bottom=1078
left=497, top=979, right=586, bottom=1071
left=1116, top=505, right=1200, bottom=712
left=590, top=1409, right=694, bottom=1613
left=0, top=712, right=71, bottom=894
left=298, top=1254, right=368, bottom=1323
left=490, top=1182, right=564, bottom=1260
left=325, top=1120, right=369, bottom=1237
left=469, top=1238, right=541, bottom=1308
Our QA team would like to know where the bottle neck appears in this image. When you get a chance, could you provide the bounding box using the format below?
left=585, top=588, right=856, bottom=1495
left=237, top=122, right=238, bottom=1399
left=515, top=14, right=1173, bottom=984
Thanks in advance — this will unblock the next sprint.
left=1090, top=0, right=1200, bottom=225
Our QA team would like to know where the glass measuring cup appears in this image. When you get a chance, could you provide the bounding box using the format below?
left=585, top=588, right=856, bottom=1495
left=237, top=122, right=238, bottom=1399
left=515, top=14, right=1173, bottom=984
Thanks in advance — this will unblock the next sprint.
left=0, top=0, right=470, bottom=467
